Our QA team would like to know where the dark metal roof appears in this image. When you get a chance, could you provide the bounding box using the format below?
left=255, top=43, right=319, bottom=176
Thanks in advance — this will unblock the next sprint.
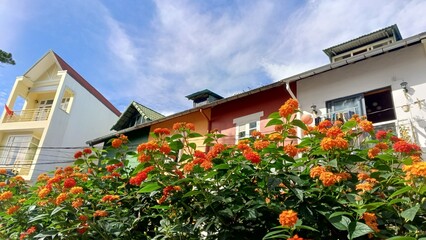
left=110, top=101, right=164, bottom=131
left=185, top=89, right=223, bottom=101
left=323, top=24, right=402, bottom=59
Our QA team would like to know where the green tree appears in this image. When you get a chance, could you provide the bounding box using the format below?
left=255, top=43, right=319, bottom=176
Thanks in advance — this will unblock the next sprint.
left=0, top=49, right=15, bottom=65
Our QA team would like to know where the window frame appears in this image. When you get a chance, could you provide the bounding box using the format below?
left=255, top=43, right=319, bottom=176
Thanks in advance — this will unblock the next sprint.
left=233, top=111, right=264, bottom=143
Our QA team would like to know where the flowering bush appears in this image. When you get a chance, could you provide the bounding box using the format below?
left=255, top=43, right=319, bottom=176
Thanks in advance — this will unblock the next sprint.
left=1, top=99, right=425, bottom=239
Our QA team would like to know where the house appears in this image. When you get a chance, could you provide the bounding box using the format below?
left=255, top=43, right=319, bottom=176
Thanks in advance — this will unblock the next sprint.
left=291, top=25, right=426, bottom=153
left=87, top=91, right=217, bottom=152
left=87, top=84, right=297, bottom=151
left=0, top=50, right=120, bottom=181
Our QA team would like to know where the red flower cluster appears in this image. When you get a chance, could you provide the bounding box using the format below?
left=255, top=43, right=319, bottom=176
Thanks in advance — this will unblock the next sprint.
left=63, top=178, right=77, bottom=188
left=375, top=130, right=387, bottom=140
left=19, top=226, right=36, bottom=240
left=243, top=149, right=261, bottom=164
left=129, top=166, right=155, bottom=186
left=158, top=185, right=181, bottom=204
left=393, top=140, right=421, bottom=154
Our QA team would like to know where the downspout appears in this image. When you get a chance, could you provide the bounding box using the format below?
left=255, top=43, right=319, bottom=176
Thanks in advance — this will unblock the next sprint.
left=285, top=81, right=297, bottom=99
left=284, top=81, right=303, bottom=144
left=200, top=108, right=211, bottom=152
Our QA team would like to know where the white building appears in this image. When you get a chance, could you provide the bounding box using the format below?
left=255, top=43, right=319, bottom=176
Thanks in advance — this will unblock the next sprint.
left=0, top=50, right=120, bottom=181
left=290, top=25, right=426, bottom=153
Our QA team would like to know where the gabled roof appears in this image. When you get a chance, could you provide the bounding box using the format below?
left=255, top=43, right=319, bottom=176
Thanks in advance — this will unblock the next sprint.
left=111, top=101, right=164, bottom=131
left=323, top=25, right=403, bottom=59
left=23, top=50, right=121, bottom=116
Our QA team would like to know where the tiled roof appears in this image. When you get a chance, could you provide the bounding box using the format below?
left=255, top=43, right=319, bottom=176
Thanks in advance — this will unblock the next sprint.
left=111, top=101, right=164, bottom=131
left=53, top=51, right=121, bottom=116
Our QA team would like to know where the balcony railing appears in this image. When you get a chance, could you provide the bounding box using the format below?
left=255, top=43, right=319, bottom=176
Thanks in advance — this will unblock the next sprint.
left=4, top=108, right=51, bottom=123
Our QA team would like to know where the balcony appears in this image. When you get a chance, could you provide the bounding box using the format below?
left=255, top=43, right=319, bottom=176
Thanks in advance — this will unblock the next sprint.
left=3, top=108, right=51, bottom=123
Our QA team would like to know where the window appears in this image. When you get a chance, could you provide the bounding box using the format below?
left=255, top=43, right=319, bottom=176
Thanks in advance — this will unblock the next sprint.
left=233, top=112, right=263, bottom=143
left=0, top=135, right=39, bottom=172
left=326, top=87, right=396, bottom=124
left=35, top=99, right=53, bottom=121
left=60, top=88, right=74, bottom=113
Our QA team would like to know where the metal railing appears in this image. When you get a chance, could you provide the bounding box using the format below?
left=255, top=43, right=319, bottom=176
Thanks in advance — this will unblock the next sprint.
left=4, top=108, right=51, bottom=123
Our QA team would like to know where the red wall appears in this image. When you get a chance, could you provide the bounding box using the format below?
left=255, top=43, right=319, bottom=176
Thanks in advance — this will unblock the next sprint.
left=211, top=82, right=296, bottom=145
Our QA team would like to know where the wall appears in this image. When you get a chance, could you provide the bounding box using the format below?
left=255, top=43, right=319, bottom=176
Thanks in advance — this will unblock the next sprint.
left=211, top=83, right=296, bottom=145
left=150, top=109, right=211, bottom=151
left=29, top=71, right=119, bottom=181
left=297, top=43, right=426, bottom=151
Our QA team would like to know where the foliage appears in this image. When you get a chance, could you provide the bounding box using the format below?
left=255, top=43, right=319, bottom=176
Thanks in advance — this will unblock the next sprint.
left=0, top=49, right=16, bottom=65
left=1, top=99, right=425, bottom=240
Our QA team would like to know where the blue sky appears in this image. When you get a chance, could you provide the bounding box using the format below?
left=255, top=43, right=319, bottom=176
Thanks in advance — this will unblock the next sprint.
left=1, top=0, right=426, bottom=116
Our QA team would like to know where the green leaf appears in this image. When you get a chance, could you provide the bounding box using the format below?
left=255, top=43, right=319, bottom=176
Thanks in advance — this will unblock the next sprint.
left=341, top=120, right=357, bottom=131
left=169, top=140, right=184, bottom=150
left=28, top=213, right=49, bottom=223
left=364, top=202, right=386, bottom=211
left=170, top=134, right=184, bottom=140
left=389, top=198, right=408, bottom=205
left=291, top=119, right=308, bottom=131
left=50, top=206, right=65, bottom=216
left=266, top=118, right=284, bottom=127
left=151, top=205, right=170, bottom=210
left=138, top=182, right=161, bottom=193
left=296, top=225, right=319, bottom=232
left=329, top=211, right=352, bottom=219
left=268, top=112, right=281, bottom=119
left=389, top=186, right=412, bottom=199
left=329, top=215, right=351, bottom=231
left=290, top=188, right=304, bottom=201
left=74, top=159, right=85, bottom=165
left=188, top=142, right=197, bottom=150
left=188, top=132, right=203, bottom=138
left=347, top=221, right=374, bottom=240
left=387, top=237, right=417, bottom=240
left=401, top=204, right=420, bottom=222
left=214, top=164, right=230, bottom=170
left=183, top=190, right=202, bottom=198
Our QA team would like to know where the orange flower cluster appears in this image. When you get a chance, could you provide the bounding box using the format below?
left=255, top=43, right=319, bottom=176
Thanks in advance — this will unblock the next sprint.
left=70, top=186, right=84, bottom=195
left=284, top=144, right=298, bottom=157
left=393, top=140, right=421, bottom=154
left=253, top=140, right=270, bottom=150
left=279, top=98, right=299, bottom=118
left=7, top=205, right=19, bottom=215
left=279, top=210, right=298, bottom=227
left=111, top=134, right=128, bottom=148
left=288, top=234, right=304, bottom=240
left=105, top=162, right=124, bottom=172
left=0, top=168, right=6, bottom=175
left=183, top=148, right=216, bottom=173
left=0, top=190, right=13, bottom=200
left=158, top=185, right=181, bottom=204
left=173, top=122, right=195, bottom=131
left=268, top=132, right=283, bottom=141
left=356, top=177, right=378, bottom=194
left=19, top=226, right=36, bottom=240
left=320, top=137, right=348, bottom=151
left=326, top=126, right=344, bottom=138
left=56, top=193, right=68, bottom=205
left=359, top=120, right=374, bottom=132
left=38, top=187, right=51, bottom=198
left=153, top=127, right=171, bottom=135
left=93, top=210, right=108, bottom=217
left=317, top=120, right=333, bottom=134
left=368, top=147, right=380, bottom=159
left=129, top=166, right=155, bottom=186
left=72, top=198, right=84, bottom=208
left=362, top=212, right=379, bottom=232
left=402, top=161, right=426, bottom=180
left=310, top=166, right=350, bottom=187
left=101, top=194, right=120, bottom=202
left=0, top=182, right=6, bottom=187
